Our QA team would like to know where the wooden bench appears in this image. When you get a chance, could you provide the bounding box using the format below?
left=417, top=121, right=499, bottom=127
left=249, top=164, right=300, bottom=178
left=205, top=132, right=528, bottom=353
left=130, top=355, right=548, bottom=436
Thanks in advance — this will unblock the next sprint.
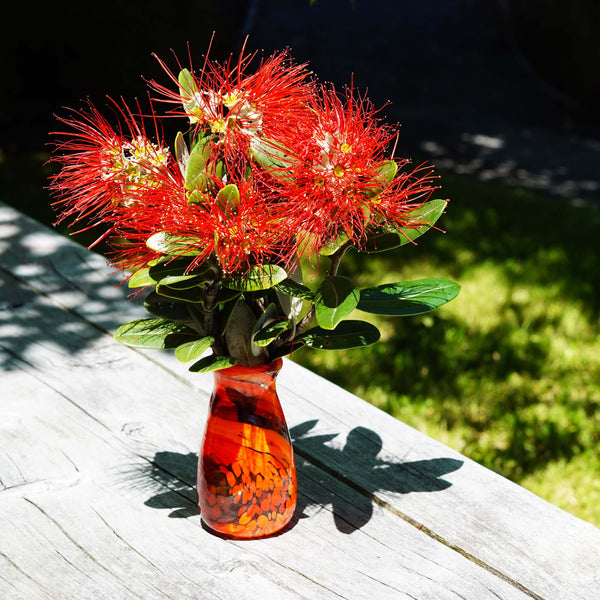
left=1, top=201, right=599, bottom=599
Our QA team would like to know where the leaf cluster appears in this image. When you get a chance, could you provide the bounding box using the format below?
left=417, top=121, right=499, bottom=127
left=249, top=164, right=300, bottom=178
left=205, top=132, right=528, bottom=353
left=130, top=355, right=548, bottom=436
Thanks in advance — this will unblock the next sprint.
left=114, top=195, right=460, bottom=371
left=104, top=61, right=460, bottom=371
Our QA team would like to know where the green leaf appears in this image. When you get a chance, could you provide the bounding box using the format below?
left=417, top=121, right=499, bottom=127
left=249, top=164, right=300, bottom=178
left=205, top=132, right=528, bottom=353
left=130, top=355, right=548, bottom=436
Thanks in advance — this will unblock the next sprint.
left=225, top=264, right=287, bottom=292
left=178, top=68, right=197, bottom=97
left=174, top=131, right=189, bottom=178
left=178, top=68, right=201, bottom=118
left=185, top=136, right=212, bottom=191
left=148, top=261, right=214, bottom=288
left=320, top=233, right=349, bottom=256
left=147, top=256, right=170, bottom=267
left=276, top=292, right=304, bottom=322
left=174, top=131, right=188, bottom=163
left=187, top=189, right=207, bottom=206
left=250, top=137, right=296, bottom=178
left=148, top=260, right=192, bottom=284
left=188, top=354, right=237, bottom=373
left=253, top=318, right=290, bottom=347
left=128, top=267, right=155, bottom=288
left=252, top=303, right=277, bottom=335
left=143, top=291, right=192, bottom=322
left=314, top=276, right=360, bottom=330
left=218, top=295, right=240, bottom=333
left=364, top=160, right=398, bottom=198
left=215, top=287, right=243, bottom=306
left=363, top=199, right=449, bottom=252
left=251, top=303, right=289, bottom=347
left=214, top=160, right=227, bottom=181
left=174, top=336, right=214, bottom=363
left=377, top=160, right=398, bottom=183
left=364, top=229, right=404, bottom=253
left=357, top=278, right=460, bottom=316
left=113, top=318, right=197, bottom=349
left=299, top=254, right=330, bottom=292
left=296, top=229, right=318, bottom=256
left=156, top=284, right=204, bottom=303
left=269, top=339, right=305, bottom=360
left=396, top=199, right=448, bottom=245
left=299, top=320, right=381, bottom=350
left=146, top=231, right=201, bottom=256
left=360, top=202, right=371, bottom=223
left=215, top=184, right=240, bottom=216
left=161, top=275, right=208, bottom=290
left=274, top=278, right=314, bottom=300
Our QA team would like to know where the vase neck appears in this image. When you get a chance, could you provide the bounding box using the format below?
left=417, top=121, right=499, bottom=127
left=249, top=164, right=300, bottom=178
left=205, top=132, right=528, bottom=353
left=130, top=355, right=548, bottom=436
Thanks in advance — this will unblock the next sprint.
left=209, top=357, right=287, bottom=435
left=214, top=357, right=283, bottom=383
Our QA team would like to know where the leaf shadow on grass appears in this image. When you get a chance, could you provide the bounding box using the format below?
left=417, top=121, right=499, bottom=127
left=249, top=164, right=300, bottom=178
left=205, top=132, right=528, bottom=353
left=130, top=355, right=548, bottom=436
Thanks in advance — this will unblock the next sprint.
left=140, top=420, right=463, bottom=535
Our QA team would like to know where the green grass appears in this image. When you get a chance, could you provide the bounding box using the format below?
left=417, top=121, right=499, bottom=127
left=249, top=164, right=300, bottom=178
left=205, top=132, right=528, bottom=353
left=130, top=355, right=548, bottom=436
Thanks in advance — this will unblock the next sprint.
left=3, top=153, right=600, bottom=525
left=293, top=175, right=600, bottom=526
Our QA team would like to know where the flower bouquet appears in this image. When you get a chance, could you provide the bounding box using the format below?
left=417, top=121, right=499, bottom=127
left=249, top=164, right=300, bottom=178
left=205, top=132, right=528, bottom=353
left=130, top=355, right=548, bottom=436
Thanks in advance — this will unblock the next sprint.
left=49, top=44, right=459, bottom=538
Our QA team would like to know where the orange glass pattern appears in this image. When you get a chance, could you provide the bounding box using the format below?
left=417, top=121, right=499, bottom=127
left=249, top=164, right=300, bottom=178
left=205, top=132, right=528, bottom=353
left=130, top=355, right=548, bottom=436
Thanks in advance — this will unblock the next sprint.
left=197, top=358, right=297, bottom=538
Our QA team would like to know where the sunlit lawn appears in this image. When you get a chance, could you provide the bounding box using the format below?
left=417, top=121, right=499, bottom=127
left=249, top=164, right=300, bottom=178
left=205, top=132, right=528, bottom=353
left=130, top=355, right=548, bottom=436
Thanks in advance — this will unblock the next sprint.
left=293, top=175, right=600, bottom=526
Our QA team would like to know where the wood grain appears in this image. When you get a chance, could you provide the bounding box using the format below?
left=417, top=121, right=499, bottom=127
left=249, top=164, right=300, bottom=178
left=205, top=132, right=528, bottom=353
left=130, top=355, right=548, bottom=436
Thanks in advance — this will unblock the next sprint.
left=1, top=203, right=599, bottom=599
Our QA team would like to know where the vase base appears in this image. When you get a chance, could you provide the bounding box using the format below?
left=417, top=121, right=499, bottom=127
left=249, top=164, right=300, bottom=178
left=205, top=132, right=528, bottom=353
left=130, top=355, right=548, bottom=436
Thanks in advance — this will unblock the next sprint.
left=199, top=510, right=295, bottom=539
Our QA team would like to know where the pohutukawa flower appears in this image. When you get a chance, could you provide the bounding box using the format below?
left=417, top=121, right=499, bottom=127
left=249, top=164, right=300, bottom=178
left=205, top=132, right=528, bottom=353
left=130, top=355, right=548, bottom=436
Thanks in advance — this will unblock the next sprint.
left=103, top=160, right=188, bottom=272
left=48, top=41, right=459, bottom=374
left=149, top=47, right=314, bottom=155
left=49, top=100, right=174, bottom=239
left=257, top=85, right=438, bottom=254
left=179, top=177, right=294, bottom=274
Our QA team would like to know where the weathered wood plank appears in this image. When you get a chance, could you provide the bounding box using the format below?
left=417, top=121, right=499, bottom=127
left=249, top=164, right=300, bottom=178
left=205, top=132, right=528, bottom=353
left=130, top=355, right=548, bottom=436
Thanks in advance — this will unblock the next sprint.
left=276, top=371, right=600, bottom=599
left=1, top=307, right=528, bottom=600
left=2, top=202, right=600, bottom=599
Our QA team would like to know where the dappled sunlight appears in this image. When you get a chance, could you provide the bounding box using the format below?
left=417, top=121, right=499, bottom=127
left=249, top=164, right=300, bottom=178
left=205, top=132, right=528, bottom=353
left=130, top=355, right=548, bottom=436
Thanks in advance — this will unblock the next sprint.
left=442, top=263, right=508, bottom=333
left=0, top=204, right=146, bottom=372
left=420, top=129, right=600, bottom=206
left=520, top=452, right=600, bottom=525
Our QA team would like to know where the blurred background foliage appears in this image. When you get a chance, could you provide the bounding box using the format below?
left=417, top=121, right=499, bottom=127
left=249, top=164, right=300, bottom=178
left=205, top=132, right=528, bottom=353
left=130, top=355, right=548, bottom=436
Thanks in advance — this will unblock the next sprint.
left=1, top=0, right=598, bottom=525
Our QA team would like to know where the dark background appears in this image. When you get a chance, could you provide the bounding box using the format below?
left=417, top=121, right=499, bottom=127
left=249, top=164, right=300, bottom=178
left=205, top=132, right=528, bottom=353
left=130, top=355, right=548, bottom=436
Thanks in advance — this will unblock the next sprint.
left=2, top=0, right=600, bottom=225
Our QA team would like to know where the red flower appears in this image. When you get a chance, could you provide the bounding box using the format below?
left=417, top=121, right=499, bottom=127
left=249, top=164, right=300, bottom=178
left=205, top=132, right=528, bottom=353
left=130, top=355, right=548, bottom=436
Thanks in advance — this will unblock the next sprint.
left=104, top=162, right=189, bottom=273
left=373, top=162, right=439, bottom=233
left=100, top=158, right=296, bottom=275
left=49, top=47, right=442, bottom=282
left=258, top=85, right=438, bottom=255
left=163, top=174, right=295, bottom=275
left=49, top=100, right=175, bottom=242
left=149, top=47, right=313, bottom=156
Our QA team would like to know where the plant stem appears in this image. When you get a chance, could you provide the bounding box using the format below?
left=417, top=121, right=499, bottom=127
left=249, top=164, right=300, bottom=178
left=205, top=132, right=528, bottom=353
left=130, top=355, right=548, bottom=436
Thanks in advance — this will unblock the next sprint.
left=202, top=266, right=227, bottom=355
left=328, top=242, right=350, bottom=277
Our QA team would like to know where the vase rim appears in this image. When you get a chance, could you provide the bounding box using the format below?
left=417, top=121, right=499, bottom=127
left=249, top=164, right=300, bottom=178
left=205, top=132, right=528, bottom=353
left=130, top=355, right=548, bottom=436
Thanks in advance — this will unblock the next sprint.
left=215, top=357, right=283, bottom=377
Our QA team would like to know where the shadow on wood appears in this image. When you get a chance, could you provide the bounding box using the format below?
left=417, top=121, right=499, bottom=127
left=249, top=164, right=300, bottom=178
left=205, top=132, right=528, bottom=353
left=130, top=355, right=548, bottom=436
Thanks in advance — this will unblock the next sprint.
left=139, top=420, right=463, bottom=535
left=0, top=208, right=144, bottom=372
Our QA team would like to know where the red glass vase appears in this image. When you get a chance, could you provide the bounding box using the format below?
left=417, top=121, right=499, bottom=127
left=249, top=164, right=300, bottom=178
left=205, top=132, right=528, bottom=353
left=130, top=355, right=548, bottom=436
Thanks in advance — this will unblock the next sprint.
left=197, top=357, right=297, bottom=538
